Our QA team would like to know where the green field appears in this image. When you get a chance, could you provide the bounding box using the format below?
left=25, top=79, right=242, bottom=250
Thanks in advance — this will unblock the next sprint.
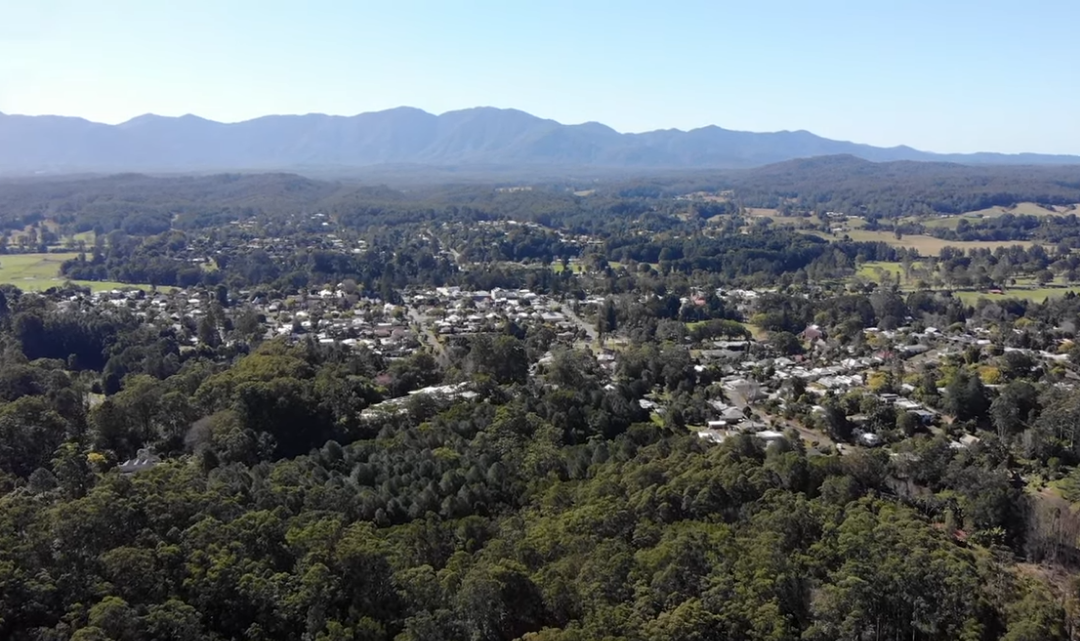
left=953, top=287, right=1080, bottom=304
left=0, top=252, right=152, bottom=292
left=857, top=261, right=906, bottom=282
left=815, top=229, right=1035, bottom=254
left=855, top=260, right=1080, bottom=301
left=745, top=208, right=823, bottom=228
left=553, top=260, right=630, bottom=273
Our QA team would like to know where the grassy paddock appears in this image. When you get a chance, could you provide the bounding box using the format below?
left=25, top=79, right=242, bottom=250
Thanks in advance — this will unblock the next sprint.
left=953, top=287, right=1080, bottom=305
left=963, top=202, right=1073, bottom=218
left=922, top=202, right=1077, bottom=230
left=0, top=252, right=153, bottom=292
left=856, top=261, right=905, bottom=282
left=815, top=229, right=1035, bottom=254
left=0, top=252, right=80, bottom=282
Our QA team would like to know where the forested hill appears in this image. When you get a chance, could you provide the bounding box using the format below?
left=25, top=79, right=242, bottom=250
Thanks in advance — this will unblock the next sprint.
left=0, top=174, right=396, bottom=232
left=2, top=107, right=1079, bottom=174
left=5, top=159, right=1080, bottom=235
left=622, top=155, right=1080, bottom=217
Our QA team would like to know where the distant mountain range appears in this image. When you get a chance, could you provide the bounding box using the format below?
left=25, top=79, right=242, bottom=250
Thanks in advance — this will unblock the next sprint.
left=1, top=106, right=1078, bottom=174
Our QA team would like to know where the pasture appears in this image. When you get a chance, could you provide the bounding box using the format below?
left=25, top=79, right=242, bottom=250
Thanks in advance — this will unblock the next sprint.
left=856, top=261, right=907, bottom=283
left=744, top=208, right=829, bottom=228
left=0, top=252, right=152, bottom=292
left=963, top=202, right=1075, bottom=218
left=953, top=287, right=1080, bottom=304
left=832, top=229, right=1035, bottom=254
left=0, top=252, right=80, bottom=288
left=921, top=202, right=1077, bottom=230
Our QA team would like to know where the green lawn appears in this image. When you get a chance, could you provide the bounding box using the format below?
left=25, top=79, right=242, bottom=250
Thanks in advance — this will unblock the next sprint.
left=809, top=228, right=1033, bottom=255
left=552, top=261, right=633, bottom=273
left=71, top=280, right=157, bottom=293
left=857, top=261, right=905, bottom=281
left=954, top=286, right=1080, bottom=304
left=0, top=252, right=80, bottom=281
left=0, top=252, right=154, bottom=292
left=855, top=261, right=931, bottom=286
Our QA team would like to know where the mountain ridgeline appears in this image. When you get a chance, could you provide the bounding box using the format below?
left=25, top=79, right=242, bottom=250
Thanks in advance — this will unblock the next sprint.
left=2, top=106, right=1079, bottom=174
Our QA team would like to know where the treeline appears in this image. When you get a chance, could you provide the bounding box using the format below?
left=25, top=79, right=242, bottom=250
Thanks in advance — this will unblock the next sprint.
left=603, top=155, right=1080, bottom=218
left=603, top=232, right=901, bottom=282
left=0, top=173, right=343, bottom=233
left=5, top=160, right=1080, bottom=239
left=919, top=213, right=1080, bottom=246
left=53, top=220, right=905, bottom=293
left=0, top=358, right=1068, bottom=640
left=0, top=174, right=671, bottom=237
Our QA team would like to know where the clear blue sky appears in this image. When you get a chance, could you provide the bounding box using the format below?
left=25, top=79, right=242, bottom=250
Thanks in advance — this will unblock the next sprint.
left=2, top=0, right=1078, bottom=154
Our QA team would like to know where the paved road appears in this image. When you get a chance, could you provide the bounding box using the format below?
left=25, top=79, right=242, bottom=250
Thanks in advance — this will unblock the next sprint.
left=408, top=307, right=450, bottom=366
left=758, top=411, right=835, bottom=449
left=562, top=303, right=599, bottom=344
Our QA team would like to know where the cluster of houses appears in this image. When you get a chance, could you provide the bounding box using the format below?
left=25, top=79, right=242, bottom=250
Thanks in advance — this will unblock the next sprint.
left=57, top=285, right=421, bottom=358
left=698, top=399, right=785, bottom=445
left=690, top=301, right=1080, bottom=454
left=360, top=382, right=479, bottom=420
left=407, top=286, right=583, bottom=338
left=26, top=228, right=1080, bottom=463
left=46, top=276, right=604, bottom=360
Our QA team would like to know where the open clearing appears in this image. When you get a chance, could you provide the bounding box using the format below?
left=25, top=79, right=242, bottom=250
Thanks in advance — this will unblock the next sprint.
left=922, top=203, right=1078, bottom=230
left=856, top=261, right=906, bottom=283
left=0, top=252, right=80, bottom=283
left=744, top=208, right=826, bottom=228
left=963, top=202, right=1075, bottom=218
left=3, top=224, right=97, bottom=248
left=953, top=287, right=1080, bottom=304
left=816, top=229, right=1035, bottom=254
left=856, top=261, right=1080, bottom=302
left=0, top=252, right=152, bottom=292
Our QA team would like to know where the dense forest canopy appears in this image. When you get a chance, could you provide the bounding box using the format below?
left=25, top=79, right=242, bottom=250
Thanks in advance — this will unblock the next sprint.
left=609, top=155, right=1080, bottom=217
left=3, top=157, right=1080, bottom=236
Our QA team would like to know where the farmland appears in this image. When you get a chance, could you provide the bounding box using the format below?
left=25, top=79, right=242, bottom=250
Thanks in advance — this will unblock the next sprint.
left=962, top=201, right=1076, bottom=218
left=921, top=202, right=1078, bottom=230
left=830, top=229, right=1035, bottom=254
left=856, top=261, right=907, bottom=283
left=0, top=252, right=80, bottom=288
left=0, top=252, right=152, bottom=292
left=744, top=207, right=854, bottom=229
left=746, top=208, right=1036, bottom=254
left=953, top=287, right=1080, bottom=304
left=746, top=205, right=1051, bottom=255
left=855, top=260, right=1080, bottom=304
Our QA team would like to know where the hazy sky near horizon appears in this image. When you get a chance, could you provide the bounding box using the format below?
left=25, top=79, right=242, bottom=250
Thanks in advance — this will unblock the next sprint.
left=2, top=0, right=1078, bottom=154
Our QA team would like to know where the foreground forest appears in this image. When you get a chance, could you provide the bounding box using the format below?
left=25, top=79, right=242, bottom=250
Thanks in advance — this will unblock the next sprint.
left=2, top=171, right=1080, bottom=640
left=0, top=337, right=1069, bottom=641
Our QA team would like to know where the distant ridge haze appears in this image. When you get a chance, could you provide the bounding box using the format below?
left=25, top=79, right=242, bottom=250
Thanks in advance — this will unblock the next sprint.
left=1, top=106, right=1078, bottom=174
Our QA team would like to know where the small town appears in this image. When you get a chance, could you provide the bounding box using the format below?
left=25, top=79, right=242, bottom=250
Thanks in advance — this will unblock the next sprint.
left=4, top=4, right=1080, bottom=637
left=19, top=261, right=1073, bottom=470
